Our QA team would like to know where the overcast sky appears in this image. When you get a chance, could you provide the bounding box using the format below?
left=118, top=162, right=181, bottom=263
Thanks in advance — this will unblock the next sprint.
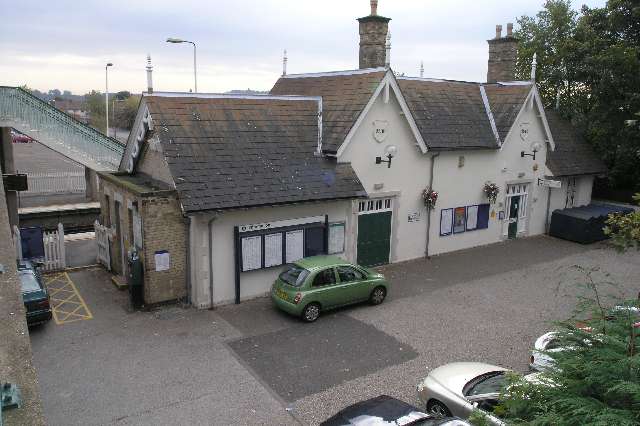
left=0, top=0, right=606, bottom=95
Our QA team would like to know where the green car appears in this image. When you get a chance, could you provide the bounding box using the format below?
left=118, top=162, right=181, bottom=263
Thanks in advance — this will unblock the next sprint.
left=271, top=255, right=389, bottom=322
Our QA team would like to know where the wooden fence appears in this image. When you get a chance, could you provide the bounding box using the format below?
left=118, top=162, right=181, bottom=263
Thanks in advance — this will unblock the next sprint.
left=13, top=223, right=66, bottom=272
left=24, top=171, right=85, bottom=195
left=94, top=220, right=111, bottom=271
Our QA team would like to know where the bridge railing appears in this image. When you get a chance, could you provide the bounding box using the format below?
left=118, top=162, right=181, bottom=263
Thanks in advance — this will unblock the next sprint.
left=0, top=86, right=125, bottom=171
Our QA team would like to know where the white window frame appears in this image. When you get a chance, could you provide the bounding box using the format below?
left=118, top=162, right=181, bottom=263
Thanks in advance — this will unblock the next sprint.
left=358, top=197, right=393, bottom=215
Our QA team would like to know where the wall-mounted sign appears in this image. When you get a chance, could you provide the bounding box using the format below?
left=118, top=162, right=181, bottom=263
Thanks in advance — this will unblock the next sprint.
left=453, top=207, right=466, bottom=234
left=154, top=250, right=170, bottom=271
left=241, top=236, right=262, bottom=271
left=328, top=222, right=345, bottom=254
left=440, top=208, right=453, bottom=236
left=466, top=205, right=478, bottom=230
left=407, top=212, right=421, bottom=223
left=239, top=216, right=324, bottom=233
left=537, top=178, right=562, bottom=188
left=373, top=120, right=388, bottom=143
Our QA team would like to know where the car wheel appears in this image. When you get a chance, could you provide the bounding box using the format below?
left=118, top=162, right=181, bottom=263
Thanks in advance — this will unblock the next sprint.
left=426, top=400, right=452, bottom=418
left=302, top=303, right=321, bottom=322
left=369, top=286, right=386, bottom=305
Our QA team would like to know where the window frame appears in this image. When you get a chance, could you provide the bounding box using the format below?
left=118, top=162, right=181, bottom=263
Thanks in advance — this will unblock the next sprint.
left=311, top=267, right=337, bottom=288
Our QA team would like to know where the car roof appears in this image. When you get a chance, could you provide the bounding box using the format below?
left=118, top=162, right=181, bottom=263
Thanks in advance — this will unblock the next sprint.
left=294, top=255, right=351, bottom=270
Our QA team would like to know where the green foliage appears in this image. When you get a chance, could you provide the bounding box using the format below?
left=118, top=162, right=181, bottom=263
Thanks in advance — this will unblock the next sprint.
left=468, top=408, right=494, bottom=426
left=514, top=0, right=640, bottom=191
left=113, top=95, right=140, bottom=130
left=604, top=193, right=640, bottom=251
left=499, top=268, right=640, bottom=425
left=84, top=90, right=106, bottom=131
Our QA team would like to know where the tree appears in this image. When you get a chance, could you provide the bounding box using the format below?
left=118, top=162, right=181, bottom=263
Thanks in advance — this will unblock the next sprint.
left=84, top=90, right=106, bottom=132
left=604, top=193, right=640, bottom=251
left=498, top=268, right=640, bottom=425
left=514, top=0, right=640, bottom=193
left=113, top=95, right=140, bottom=130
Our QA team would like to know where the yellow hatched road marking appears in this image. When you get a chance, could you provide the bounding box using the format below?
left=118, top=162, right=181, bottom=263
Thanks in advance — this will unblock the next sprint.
left=43, top=272, right=93, bottom=325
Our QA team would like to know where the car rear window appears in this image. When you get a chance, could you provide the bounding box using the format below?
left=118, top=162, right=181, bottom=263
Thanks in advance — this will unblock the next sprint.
left=279, top=265, right=310, bottom=287
left=19, top=271, right=41, bottom=293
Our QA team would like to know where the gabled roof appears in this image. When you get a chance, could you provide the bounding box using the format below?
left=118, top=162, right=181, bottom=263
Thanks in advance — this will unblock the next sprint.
left=484, top=83, right=533, bottom=141
left=544, top=110, right=606, bottom=177
left=397, top=78, right=500, bottom=150
left=270, top=68, right=387, bottom=153
left=141, top=94, right=365, bottom=213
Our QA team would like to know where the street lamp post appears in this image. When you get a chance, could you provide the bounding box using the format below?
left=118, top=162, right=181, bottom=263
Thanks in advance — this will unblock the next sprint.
left=166, top=38, right=197, bottom=92
left=105, top=62, right=113, bottom=137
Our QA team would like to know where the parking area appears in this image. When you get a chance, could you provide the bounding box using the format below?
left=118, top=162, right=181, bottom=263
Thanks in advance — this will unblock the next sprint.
left=29, top=236, right=640, bottom=425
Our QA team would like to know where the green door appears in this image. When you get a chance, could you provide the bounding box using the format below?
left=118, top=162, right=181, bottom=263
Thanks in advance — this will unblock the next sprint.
left=357, top=211, right=392, bottom=267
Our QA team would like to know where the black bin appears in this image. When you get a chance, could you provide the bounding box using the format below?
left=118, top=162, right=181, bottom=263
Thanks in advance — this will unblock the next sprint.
left=549, top=203, right=634, bottom=244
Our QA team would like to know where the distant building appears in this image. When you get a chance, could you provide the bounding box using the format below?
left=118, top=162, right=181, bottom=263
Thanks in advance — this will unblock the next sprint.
left=53, top=98, right=90, bottom=123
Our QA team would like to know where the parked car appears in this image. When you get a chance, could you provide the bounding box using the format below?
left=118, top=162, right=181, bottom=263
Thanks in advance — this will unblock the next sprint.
left=271, top=255, right=388, bottom=322
left=417, top=362, right=522, bottom=425
left=11, top=129, right=33, bottom=143
left=320, top=395, right=471, bottom=426
left=18, top=260, right=52, bottom=326
left=530, top=307, right=640, bottom=371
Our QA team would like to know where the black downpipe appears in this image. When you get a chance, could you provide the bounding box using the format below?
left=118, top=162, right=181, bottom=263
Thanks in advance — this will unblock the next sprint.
left=323, top=215, right=329, bottom=254
left=234, top=226, right=241, bottom=304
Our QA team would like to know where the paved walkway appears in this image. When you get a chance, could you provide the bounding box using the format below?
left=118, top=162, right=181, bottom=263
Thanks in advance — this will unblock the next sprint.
left=29, top=236, right=640, bottom=425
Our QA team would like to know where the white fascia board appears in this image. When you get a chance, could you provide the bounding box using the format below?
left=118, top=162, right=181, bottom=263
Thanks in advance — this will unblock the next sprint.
left=479, top=85, right=501, bottom=147
left=336, top=71, right=428, bottom=157
left=119, top=97, right=148, bottom=171
left=144, top=92, right=321, bottom=102
left=532, top=86, right=556, bottom=151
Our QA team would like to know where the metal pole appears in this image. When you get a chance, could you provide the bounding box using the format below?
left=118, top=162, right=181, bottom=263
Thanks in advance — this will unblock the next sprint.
left=105, top=65, right=109, bottom=136
left=192, top=42, right=197, bottom=93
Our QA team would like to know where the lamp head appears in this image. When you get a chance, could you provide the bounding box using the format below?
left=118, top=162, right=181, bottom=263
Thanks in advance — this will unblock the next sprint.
left=166, top=37, right=185, bottom=43
left=385, top=145, right=398, bottom=157
left=106, top=63, right=113, bottom=67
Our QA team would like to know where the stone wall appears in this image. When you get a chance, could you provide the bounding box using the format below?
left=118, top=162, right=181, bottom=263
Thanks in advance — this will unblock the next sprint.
left=487, top=36, right=518, bottom=83
left=140, top=194, right=187, bottom=304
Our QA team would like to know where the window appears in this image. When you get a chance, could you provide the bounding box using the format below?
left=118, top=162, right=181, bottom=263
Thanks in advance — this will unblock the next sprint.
left=463, top=372, right=507, bottom=396
left=358, top=198, right=393, bottom=213
left=279, top=265, right=310, bottom=287
left=337, top=266, right=364, bottom=283
left=312, top=268, right=336, bottom=287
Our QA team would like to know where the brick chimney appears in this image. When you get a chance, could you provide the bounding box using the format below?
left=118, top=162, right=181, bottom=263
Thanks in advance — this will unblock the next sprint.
left=357, top=0, right=391, bottom=69
left=487, top=22, right=518, bottom=83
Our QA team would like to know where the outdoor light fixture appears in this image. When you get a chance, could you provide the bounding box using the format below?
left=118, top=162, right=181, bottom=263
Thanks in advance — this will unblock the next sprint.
left=166, top=37, right=197, bottom=92
left=521, top=142, right=542, bottom=161
left=376, top=145, right=397, bottom=168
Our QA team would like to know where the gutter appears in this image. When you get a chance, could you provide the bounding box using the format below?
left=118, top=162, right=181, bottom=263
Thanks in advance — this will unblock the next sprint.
left=425, top=152, right=440, bottom=257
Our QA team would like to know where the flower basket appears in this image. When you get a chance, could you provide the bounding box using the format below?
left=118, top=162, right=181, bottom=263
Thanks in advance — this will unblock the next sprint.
left=422, top=188, right=438, bottom=209
left=483, top=182, right=500, bottom=204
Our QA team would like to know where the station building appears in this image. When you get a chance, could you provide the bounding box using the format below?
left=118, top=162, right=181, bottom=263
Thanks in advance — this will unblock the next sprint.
left=98, top=2, right=605, bottom=308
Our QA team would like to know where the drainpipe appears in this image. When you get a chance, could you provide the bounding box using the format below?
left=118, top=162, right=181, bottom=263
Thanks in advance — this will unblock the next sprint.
left=207, top=214, right=217, bottom=309
left=545, top=186, right=552, bottom=234
left=425, top=152, right=440, bottom=258
left=185, top=215, right=192, bottom=305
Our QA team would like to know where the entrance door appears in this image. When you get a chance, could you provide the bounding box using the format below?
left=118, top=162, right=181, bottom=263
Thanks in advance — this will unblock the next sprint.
left=357, top=198, right=393, bottom=267
left=507, top=196, right=520, bottom=239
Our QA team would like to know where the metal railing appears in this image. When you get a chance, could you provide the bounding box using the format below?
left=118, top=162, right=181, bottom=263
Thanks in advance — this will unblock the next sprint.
left=24, top=171, right=86, bottom=195
left=0, top=86, right=124, bottom=171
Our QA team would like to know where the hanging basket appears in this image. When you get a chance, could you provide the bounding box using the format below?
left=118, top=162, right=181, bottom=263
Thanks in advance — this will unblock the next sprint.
left=483, top=182, right=500, bottom=204
left=422, top=188, right=438, bottom=209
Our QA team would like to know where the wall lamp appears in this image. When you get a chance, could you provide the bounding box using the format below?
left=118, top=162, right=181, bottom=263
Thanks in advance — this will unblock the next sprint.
left=521, top=142, right=543, bottom=161
left=376, top=145, right=397, bottom=168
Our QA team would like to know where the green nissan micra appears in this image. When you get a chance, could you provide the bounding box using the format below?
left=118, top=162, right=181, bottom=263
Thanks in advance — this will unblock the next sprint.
left=271, top=255, right=389, bottom=322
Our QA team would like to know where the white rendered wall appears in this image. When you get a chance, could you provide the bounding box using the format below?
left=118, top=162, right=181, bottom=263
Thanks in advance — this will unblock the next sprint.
left=338, top=88, right=432, bottom=263
left=189, top=200, right=353, bottom=308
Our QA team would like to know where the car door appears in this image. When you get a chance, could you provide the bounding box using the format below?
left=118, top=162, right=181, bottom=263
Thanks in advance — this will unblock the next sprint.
left=309, top=267, right=340, bottom=308
left=336, top=265, right=370, bottom=302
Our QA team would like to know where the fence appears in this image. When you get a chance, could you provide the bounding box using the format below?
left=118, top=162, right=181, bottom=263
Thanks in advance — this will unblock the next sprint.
left=94, top=220, right=111, bottom=271
left=24, top=171, right=86, bottom=195
left=12, top=223, right=66, bottom=272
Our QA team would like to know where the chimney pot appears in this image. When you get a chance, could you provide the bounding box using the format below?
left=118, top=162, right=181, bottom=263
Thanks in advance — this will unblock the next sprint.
left=370, top=0, right=378, bottom=15
left=495, top=24, right=502, bottom=39
left=507, top=22, right=513, bottom=36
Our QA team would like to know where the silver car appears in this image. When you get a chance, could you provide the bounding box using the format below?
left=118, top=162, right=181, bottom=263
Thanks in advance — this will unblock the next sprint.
left=416, top=362, right=509, bottom=426
left=529, top=331, right=563, bottom=372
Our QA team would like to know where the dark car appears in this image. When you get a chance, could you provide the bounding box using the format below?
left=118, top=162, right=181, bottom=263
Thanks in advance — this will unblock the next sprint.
left=18, top=261, right=52, bottom=326
left=320, top=395, right=471, bottom=426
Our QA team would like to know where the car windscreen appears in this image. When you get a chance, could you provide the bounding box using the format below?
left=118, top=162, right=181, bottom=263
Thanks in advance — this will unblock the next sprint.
left=19, top=271, right=41, bottom=293
left=279, top=265, right=310, bottom=287
left=463, top=371, right=506, bottom=396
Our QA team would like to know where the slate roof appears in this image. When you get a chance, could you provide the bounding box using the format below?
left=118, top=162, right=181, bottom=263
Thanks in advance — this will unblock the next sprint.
left=143, top=95, right=365, bottom=213
left=270, top=69, right=387, bottom=153
left=545, top=110, right=607, bottom=177
left=398, top=79, right=497, bottom=150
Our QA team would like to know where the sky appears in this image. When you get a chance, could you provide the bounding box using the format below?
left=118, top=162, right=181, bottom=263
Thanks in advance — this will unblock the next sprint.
left=0, top=0, right=607, bottom=95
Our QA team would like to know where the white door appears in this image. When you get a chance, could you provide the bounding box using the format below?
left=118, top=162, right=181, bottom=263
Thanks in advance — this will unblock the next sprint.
left=502, top=184, right=529, bottom=238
